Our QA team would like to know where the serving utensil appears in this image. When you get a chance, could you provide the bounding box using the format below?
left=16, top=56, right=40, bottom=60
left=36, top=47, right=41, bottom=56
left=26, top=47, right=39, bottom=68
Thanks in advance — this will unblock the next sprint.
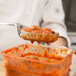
left=0, top=22, right=59, bottom=45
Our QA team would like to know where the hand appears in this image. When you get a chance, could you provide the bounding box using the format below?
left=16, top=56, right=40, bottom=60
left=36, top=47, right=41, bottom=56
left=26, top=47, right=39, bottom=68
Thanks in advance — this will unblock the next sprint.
left=50, top=37, right=68, bottom=49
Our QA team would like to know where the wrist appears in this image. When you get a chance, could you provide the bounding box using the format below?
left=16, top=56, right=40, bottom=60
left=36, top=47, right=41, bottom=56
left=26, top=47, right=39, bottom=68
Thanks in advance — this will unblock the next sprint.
left=50, top=36, right=68, bottom=49
left=58, top=36, right=68, bottom=47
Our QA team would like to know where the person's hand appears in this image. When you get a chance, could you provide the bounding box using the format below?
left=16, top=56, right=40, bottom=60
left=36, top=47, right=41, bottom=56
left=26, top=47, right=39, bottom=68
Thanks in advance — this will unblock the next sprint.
left=50, top=37, right=68, bottom=49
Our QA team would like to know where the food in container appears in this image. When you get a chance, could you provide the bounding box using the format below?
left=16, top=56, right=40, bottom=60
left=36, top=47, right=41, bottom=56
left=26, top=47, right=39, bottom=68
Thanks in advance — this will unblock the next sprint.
left=1, top=44, right=74, bottom=76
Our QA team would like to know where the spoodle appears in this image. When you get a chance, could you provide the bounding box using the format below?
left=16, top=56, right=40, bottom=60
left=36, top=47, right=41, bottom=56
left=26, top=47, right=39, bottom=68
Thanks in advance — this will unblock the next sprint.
left=0, top=22, right=58, bottom=45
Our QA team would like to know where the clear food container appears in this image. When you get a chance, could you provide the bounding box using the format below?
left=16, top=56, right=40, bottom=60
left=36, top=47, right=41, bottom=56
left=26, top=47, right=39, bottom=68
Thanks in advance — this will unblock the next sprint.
left=1, top=44, right=74, bottom=76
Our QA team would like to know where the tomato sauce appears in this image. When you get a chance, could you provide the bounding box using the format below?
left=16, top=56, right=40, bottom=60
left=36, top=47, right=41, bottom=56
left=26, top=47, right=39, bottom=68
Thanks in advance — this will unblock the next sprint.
left=21, top=25, right=52, bottom=34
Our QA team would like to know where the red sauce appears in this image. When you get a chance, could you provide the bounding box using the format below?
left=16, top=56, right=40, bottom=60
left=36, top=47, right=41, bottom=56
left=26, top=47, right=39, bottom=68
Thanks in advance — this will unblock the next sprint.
left=25, top=45, right=29, bottom=48
left=30, top=41, right=50, bottom=45
left=21, top=25, right=52, bottom=34
left=37, top=41, right=41, bottom=45
left=31, top=41, right=34, bottom=44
